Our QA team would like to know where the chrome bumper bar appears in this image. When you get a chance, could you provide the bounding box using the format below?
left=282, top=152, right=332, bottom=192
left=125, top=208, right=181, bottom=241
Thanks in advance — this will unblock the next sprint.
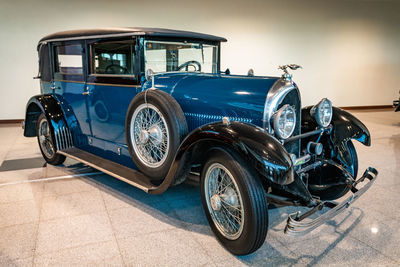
left=284, top=167, right=378, bottom=236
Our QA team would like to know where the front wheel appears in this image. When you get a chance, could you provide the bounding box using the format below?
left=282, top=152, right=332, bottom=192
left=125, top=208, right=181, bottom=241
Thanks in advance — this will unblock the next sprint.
left=200, top=148, right=268, bottom=255
left=36, top=113, right=66, bottom=165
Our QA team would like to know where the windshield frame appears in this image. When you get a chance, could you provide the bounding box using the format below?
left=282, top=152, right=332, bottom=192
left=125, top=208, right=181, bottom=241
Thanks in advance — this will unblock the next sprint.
left=140, top=37, right=220, bottom=76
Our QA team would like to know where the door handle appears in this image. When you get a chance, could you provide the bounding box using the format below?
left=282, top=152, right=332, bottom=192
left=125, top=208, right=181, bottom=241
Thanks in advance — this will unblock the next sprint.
left=82, top=91, right=90, bottom=96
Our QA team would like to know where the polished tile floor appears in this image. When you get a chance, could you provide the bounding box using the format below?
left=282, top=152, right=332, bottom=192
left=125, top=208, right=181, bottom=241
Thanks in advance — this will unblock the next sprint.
left=0, top=110, right=399, bottom=266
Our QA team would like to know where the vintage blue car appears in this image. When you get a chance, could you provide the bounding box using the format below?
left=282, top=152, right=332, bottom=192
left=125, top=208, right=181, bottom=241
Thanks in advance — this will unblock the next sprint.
left=24, top=28, right=378, bottom=255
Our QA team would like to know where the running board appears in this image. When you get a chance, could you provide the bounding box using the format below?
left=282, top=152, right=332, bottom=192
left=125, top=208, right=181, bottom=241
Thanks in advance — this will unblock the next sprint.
left=58, top=148, right=157, bottom=193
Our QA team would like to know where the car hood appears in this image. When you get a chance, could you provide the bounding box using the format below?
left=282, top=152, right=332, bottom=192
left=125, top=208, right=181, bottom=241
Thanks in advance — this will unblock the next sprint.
left=143, top=73, right=281, bottom=130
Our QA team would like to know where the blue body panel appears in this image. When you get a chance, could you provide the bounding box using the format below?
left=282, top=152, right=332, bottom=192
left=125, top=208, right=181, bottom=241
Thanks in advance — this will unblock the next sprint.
left=86, top=84, right=139, bottom=144
left=47, top=73, right=279, bottom=169
left=54, top=81, right=91, bottom=136
left=143, top=73, right=279, bottom=131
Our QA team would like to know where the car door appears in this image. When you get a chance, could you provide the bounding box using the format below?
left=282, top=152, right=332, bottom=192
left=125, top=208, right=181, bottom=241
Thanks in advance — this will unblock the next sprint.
left=52, top=41, right=92, bottom=139
left=85, top=38, right=140, bottom=145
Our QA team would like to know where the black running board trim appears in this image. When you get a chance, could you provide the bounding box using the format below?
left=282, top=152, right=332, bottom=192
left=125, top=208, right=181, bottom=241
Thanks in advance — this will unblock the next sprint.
left=58, top=148, right=157, bottom=193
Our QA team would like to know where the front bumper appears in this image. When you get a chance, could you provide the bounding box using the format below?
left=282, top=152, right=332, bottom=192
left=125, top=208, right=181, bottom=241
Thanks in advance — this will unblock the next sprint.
left=284, top=167, right=378, bottom=236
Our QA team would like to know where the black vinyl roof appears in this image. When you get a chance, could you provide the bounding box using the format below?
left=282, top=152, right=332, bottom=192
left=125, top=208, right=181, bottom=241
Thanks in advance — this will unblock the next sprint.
left=39, top=27, right=227, bottom=43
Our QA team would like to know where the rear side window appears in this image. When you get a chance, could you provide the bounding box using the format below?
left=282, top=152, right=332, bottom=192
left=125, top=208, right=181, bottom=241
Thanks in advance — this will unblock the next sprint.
left=91, top=40, right=135, bottom=75
left=54, top=44, right=83, bottom=75
left=38, top=44, right=51, bottom=82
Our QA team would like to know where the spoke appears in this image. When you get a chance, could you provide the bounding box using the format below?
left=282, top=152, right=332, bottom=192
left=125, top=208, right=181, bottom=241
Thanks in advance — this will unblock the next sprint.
left=220, top=206, right=238, bottom=232
left=135, top=119, right=142, bottom=132
left=211, top=171, right=219, bottom=195
left=220, top=198, right=241, bottom=212
left=217, top=179, right=233, bottom=194
left=221, top=203, right=241, bottom=224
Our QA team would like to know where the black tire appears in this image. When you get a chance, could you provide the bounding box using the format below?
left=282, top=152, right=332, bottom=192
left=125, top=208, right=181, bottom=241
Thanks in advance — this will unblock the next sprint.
left=125, top=89, right=188, bottom=180
left=309, top=140, right=358, bottom=200
left=200, top=148, right=268, bottom=255
left=36, top=113, right=66, bottom=165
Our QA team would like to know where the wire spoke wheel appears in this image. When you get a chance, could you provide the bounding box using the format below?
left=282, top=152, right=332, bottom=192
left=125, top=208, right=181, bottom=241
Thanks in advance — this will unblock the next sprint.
left=200, top=149, right=268, bottom=255
left=204, top=163, right=245, bottom=240
left=38, top=118, right=55, bottom=159
left=130, top=103, right=170, bottom=168
left=125, top=90, right=187, bottom=180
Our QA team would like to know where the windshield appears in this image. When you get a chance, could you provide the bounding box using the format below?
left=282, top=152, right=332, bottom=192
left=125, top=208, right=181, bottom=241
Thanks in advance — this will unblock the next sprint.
left=144, top=40, right=218, bottom=74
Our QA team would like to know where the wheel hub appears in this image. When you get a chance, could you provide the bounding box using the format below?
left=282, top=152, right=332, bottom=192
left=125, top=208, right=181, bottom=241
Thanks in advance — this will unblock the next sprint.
left=39, top=135, right=46, bottom=143
left=148, top=125, right=163, bottom=145
left=221, top=187, right=239, bottom=207
left=139, top=130, right=149, bottom=144
left=210, top=194, right=222, bottom=211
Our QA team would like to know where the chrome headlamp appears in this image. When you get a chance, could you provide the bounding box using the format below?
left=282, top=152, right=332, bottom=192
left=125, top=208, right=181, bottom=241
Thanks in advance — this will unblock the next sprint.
left=272, top=104, right=296, bottom=139
left=310, top=98, right=333, bottom=128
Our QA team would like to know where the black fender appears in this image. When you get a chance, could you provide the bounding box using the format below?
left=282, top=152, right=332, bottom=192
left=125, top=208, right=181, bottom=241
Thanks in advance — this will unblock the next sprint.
left=24, top=94, right=77, bottom=150
left=24, top=95, right=66, bottom=137
left=173, top=121, right=294, bottom=186
left=302, top=106, right=370, bottom=174
left=302, top=106, right=371, bottom=146
left=331, top=107, right=371, bottom=146
left=152, top=121, right=294, bottom=194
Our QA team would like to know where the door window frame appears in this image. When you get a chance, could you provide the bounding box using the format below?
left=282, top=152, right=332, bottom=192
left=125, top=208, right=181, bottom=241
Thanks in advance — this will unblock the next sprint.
left=52, top=40, right=86, bottom=83
left=86, top=37, right=139, bottom=86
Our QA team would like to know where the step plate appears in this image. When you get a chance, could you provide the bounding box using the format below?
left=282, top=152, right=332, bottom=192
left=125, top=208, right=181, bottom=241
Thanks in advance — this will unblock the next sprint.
left=58, top=148, right=156, bottom=192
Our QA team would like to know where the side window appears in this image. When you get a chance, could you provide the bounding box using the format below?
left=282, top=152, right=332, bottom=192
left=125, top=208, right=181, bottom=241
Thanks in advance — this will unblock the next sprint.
left=91, top=40, right=135, bottom=75
left=54, top=44, right=83, bottom=75
left=38, top=44, right=51, bottom=82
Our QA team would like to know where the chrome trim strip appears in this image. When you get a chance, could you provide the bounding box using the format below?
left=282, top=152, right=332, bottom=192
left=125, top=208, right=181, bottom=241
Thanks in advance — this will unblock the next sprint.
left=89, top=74, right=136, bottom=78
left=59, top=127, right=64, bottom=149
left=62, top=127, right=68, bottom=149
left=55, top=128, right=61, bottom=151
left=55, top=79, right=140, bottom=87
left=68, top=130, right=73, bottom=147
left=54, top=80, right=85, bottom=84
left=263, top=78, right=299, bottom=133
left=57, top=150, right=150, bottom=192
left=86, top=82, right=140, bottom=88
left=53, top=125, right=73, bottom=150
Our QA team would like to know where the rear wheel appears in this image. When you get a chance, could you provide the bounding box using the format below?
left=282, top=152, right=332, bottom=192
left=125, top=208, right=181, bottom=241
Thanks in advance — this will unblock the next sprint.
left=200, top=148, right=268, bottom=255
left=36, top=114, right=66, bottom=165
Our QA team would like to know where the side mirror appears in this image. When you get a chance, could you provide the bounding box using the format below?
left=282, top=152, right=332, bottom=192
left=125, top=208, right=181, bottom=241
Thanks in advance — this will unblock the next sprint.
left=145, top=69, right=154, bottom=82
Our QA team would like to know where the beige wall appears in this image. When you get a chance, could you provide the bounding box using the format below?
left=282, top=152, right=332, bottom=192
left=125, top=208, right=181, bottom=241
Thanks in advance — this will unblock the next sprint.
left=0, top=0, right=399, bottom=119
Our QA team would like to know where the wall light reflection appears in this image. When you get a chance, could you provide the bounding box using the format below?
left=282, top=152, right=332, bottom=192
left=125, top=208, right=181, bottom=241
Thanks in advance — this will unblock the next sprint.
left=371, top=227, right=378, bottom=234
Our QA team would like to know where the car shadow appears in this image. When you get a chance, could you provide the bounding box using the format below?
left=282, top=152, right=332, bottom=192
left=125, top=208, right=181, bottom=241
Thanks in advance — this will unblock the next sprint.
left=61, top=166, right=366, bottom=265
